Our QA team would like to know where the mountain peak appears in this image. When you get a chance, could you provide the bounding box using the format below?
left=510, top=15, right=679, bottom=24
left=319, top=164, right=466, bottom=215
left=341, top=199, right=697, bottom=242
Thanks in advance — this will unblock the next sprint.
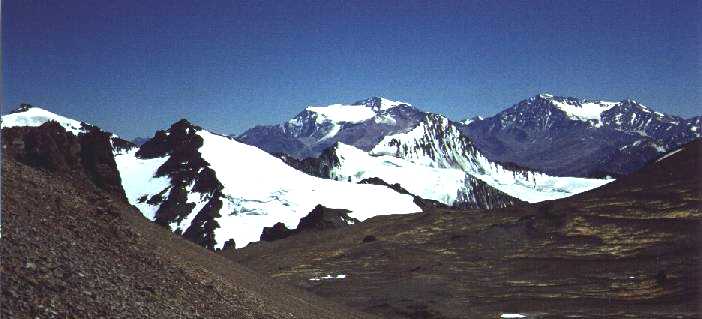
left=11, top=103, right=40, bottom=114
left=2, top=104, right=88, bottom=135
left=167, top=118, right=202, bottom=133
left=352, top=96, right=411, bottom=110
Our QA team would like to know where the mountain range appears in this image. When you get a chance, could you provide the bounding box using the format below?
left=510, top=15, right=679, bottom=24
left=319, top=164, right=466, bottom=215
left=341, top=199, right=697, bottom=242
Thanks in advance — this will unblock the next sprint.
left=240, top=94, right=700, bottom=178
left=2, top=93, right=698, bottom=251
left=1, top=95, right=700, bottom=318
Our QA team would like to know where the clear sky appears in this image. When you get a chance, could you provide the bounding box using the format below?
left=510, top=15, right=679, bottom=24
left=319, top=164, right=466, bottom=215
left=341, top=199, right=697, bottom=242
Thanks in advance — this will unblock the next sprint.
left=3, top=0, right=700, bottom=139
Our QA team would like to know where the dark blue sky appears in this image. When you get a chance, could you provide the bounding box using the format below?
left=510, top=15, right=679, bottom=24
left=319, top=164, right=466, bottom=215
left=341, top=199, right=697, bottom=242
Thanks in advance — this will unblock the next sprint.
left=3, top=0, right=700, bottom=138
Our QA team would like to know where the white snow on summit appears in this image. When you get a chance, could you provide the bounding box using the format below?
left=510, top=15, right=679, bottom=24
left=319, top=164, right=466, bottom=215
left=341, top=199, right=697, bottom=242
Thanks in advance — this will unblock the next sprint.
left=1, top=106, right=86, bottom=135
left=305, top=97, right=409, bottom=124
left=370, top=97, right=411, bottom=110
left=306, top=104, right=378, bottom=124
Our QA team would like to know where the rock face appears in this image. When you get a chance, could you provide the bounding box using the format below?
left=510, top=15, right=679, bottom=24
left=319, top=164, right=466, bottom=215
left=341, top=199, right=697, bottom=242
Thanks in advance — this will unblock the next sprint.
left=230, top=140, right=702, bottom=319
left=0, top=125, right=376, bottom=319
left=297, top=205, right=359, bottom=232
left=260, top=205, right=359, bottom=242
left=2, top=121, right=126, bottom=200
left=462, top=94, right=701, bottom=177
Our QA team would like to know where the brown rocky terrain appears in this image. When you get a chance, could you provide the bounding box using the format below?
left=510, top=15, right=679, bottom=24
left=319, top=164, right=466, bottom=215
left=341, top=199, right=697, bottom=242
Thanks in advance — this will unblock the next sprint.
left=0, top=123, right=376, bottom=319
left=229, top=140, right=702, bottom=318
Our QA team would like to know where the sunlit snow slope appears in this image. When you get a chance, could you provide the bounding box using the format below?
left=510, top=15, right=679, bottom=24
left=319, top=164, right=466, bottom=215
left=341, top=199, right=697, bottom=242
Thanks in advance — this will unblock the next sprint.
left=329, top=143, right=475, bottom=205
left=1, top=105, right=87, bottom=134
left=116, top=125, right=421, bottom=249
left=370, top=114, right=611, bottom=202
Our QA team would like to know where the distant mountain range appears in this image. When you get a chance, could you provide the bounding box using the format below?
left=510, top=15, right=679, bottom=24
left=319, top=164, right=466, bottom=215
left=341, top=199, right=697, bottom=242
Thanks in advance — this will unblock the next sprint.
left=239, top=94, right=700, bottom=178
left=460, top=93, right=701, bottom=177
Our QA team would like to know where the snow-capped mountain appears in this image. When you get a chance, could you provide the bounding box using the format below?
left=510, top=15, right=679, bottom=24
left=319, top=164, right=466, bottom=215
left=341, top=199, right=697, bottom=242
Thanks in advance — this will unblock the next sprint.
left=115, top=119, right=421, bottom=249
left=368, top=113, right=611, bottom=203
left=2, top=104, right=88, bottom=134
left=1, top=105, right=420, bottom=250
left=306, top=142, right=522, bottom=209
left=1, top=105, right=134, bottom=200
left=267, top=102, right=611, bottom=206
left=237, top=97, right=426, bottom=158
left=461, top=94, right=702, bottom=177
left=1, top=104, right=136, bottom=153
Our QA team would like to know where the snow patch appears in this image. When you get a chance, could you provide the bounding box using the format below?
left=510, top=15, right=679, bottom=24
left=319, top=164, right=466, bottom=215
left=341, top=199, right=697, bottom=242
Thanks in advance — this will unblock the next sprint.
left=114, top=149, right=171, bottom=220
left=309, top=274, right=347, bottom=281
left=549, top=99, right=617, bottom=124
left=306, top=104, right=377, bottom=123
left=656, top=147, right=683, bottom=162
left=374, top=113, right=397, bottom=125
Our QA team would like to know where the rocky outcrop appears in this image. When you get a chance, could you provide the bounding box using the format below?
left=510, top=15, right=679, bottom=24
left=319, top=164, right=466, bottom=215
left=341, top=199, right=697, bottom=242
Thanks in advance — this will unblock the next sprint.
left=2, top=121, right=126, bottom=200
left=136, top=119, right=223, bottom=250
left=260, top=204, right=359, bottom=242
left=297, top=205, right=359, bottom=231
left=260, top=223, right=295, bottom=242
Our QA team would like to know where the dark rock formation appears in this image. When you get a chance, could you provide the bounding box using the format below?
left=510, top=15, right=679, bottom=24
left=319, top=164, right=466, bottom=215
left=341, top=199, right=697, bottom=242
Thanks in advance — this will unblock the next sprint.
left=361, top=235, right=377, bottom=243
left=221, top=239, right=236, bottom=252
left=260, top=222, right=295, bottom=242
left=1, top=121, right=126, bottom=199
left=79, top=129, right=126, bottom=198
left=297, top=205, right=359, bottom=232
left=260, top=204, right=360, bottom=242
left=136, top=119, right=223, bottom=250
